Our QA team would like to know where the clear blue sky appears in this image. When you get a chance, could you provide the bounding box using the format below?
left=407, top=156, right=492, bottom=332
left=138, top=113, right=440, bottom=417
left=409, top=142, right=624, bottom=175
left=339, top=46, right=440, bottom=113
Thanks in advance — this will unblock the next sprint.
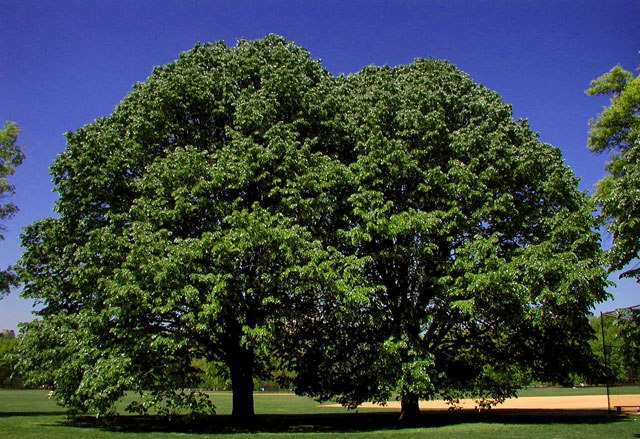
left=1, top=0, right=639, bottom=332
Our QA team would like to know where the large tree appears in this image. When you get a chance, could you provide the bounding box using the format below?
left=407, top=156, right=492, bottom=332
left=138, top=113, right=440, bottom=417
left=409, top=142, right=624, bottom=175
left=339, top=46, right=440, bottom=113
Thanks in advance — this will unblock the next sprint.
left=16, top=36, right=367, bottom=418
left=586, top=64, right=640, bottom=281
left=17, top=36, right=608, bottom=422
left=0, top=121, right=24, bottom=297
left=284, top=61, right=609, bottom=420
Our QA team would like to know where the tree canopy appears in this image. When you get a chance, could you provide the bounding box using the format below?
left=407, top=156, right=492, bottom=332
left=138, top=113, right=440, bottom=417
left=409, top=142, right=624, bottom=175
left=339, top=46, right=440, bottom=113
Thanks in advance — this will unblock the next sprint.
left=0, top=120, right=24, bottom=297
left=587, top=64, right=640, bottom=281
left=17, top=36, right=608, bottom=421
left=17, top=36, right=368, bottom=418
left=282, top=60, right=608, bottom=420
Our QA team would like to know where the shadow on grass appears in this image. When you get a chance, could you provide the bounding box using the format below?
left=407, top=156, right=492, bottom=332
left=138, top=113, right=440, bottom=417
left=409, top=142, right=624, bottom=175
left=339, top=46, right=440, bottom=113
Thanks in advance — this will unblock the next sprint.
left=0, top=411, right=68, bottom=418
left=59, top=409, right=628, bottom=435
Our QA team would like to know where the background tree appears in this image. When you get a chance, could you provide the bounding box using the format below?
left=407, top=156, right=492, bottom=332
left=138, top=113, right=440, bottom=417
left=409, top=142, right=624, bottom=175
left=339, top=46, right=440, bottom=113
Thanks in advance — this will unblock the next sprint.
left=589, top=314, right=626, bottom=383
left=0, top=331, right=22, bottom=388
left=591, top=310, right=640, bottom=383
left=0, top=121, right=24, bottom=297
left=192, top=359, right=231, bottom=391
left=616, top=309, right=640, bottom=377
left=16, top=36, right=368, bottom=419
left=587, top=65, right=640, bottom=280
left=285, top=60, right=609, bottom=421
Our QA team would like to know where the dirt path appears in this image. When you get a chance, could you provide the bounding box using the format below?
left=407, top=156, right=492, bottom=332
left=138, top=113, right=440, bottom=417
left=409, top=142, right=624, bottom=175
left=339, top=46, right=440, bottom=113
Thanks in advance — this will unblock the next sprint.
left=326, top=394, right=640, bottom=411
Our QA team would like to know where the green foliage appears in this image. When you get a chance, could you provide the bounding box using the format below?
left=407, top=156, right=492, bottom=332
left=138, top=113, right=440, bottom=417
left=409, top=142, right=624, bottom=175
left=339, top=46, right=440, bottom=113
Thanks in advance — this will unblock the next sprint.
left=284, top=58, right=608, bottom=415
left=616, top=309, right=640, bottom=372
left=193, top=358, right=231, bottom=390
left=587, top=65, right=640, bottom=280
left=0, top=121, right=24, bottom=297
left=589, top=315, right=624, bottom=382
left=0, top=334, right=21, bottom=388
left=17, top=35, right=369, bottom=418
left=593, top=309, right=640, bottom=383
left=17, top=36, right=608, bottom=420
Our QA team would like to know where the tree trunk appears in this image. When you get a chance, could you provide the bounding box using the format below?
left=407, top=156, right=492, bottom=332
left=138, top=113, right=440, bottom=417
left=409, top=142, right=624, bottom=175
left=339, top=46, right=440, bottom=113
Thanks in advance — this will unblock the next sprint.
left=399, top=392, right=421, bottom=422
left=229, top=345, right=255, bottom=420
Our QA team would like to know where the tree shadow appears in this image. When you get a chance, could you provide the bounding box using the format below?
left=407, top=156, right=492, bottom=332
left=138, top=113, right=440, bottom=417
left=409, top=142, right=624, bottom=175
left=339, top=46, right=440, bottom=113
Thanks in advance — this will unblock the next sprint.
left=0, top=411, right=67, bottom=418
left=58, top=409, right=629, bottom=435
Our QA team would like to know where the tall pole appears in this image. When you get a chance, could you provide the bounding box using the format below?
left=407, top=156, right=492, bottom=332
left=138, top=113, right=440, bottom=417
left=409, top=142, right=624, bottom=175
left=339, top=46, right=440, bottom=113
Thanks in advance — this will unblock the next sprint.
left=600, top=311, right=611, bottom=412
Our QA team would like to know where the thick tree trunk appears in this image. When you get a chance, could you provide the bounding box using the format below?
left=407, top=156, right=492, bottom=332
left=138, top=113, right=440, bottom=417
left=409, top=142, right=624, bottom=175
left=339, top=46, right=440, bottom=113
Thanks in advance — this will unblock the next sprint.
left=399, top=392, right=421, bottom=422
left=229, top=345, right=255, bottom=420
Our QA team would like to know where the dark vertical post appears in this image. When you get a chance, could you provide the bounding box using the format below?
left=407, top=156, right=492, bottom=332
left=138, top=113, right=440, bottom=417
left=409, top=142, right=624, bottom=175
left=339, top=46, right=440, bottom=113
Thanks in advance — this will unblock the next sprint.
left=601, top=311, right=611, bottom=413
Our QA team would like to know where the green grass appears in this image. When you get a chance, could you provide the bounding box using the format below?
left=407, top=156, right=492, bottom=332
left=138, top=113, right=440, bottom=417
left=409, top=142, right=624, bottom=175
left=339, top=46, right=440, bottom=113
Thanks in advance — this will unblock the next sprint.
left=0, top=390, right=638, bottom=438
left=517, top=385, right=638, bottom=398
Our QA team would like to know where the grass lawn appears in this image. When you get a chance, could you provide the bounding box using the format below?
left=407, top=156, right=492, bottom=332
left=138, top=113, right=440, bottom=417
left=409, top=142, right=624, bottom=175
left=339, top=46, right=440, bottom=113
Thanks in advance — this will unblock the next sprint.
left=518, top=385, right=639, bottom=398
left=1, top=389, right=638, bottom=438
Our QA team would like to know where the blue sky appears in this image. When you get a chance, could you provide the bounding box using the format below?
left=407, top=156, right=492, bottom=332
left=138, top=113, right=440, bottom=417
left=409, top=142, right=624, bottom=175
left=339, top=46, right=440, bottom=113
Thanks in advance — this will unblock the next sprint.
left=1, top=0, right=639, bottom=332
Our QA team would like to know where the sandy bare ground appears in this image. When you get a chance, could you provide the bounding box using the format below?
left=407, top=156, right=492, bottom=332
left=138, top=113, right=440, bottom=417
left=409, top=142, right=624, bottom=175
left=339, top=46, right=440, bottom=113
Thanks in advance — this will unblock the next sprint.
left=325, top=394, right=640, bottom=411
